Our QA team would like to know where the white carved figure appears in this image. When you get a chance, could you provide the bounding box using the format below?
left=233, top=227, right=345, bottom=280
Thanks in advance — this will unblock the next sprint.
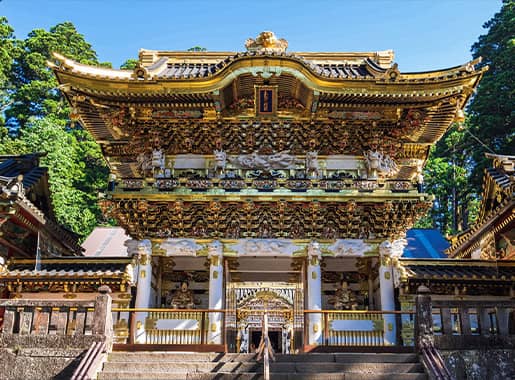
left=305, top=151, right=320, bottom=178
left=328, top=239, right=372, bottom=257
left=213, top=150, right=227, bottom=174
left=379, top=239, right=407, bottom=258
left=363, top=150, right=399, bottom=179
left=159, top=239, right=203, bottom=256
left=308, top=240, right=321, bottom=258
left=228, top=151, right=300, bottom=170
left=230, top=239, right=299, bottom=256
left=268, top=151, right=301, bottom=169
left=208, top=240, right=223, bottom=258
left=152, top=149, right=166, bottom=170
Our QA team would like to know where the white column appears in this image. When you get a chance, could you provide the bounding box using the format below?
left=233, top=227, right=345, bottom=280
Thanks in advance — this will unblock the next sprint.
left=208, top=240, right=224, bottom=344
left=307, top=241, right=322, bottom=345
left=133, top=239, right=152, bottom=344
left=379, top=239, right=406, bottom=345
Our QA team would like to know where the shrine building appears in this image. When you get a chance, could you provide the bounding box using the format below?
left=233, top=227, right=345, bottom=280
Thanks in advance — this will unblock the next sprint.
left=4, top=33, right=514, bottom=370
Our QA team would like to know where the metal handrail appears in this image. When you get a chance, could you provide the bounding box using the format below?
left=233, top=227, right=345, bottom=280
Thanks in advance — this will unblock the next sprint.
left=71, top=341, right=106, bottom=380
left=420, top=341, right=454, bottom=380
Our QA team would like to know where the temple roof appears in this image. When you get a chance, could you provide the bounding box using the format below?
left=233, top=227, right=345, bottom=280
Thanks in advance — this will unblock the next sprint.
left=82, top=227, right=130, bottom=257
left=0, top=257, right=133, bottom=282
left=447, top=154, right=515, bottom=259
left=399, top=259, right=515, bottom=283
left=0, top=154, right=83, bottom=257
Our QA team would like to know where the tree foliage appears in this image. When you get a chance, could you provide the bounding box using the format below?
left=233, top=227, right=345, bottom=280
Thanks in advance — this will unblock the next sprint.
left=120, top=58, right=138, bottom=70
left=418, top=1, right=513, bottom=235
left=467, top=0, right=515, bottom=187
left=0, top=20, right=109, bottom=240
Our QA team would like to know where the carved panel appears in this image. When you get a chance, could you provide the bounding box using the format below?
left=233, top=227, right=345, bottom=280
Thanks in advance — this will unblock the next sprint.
left=101, top=199, right=431, bottom=240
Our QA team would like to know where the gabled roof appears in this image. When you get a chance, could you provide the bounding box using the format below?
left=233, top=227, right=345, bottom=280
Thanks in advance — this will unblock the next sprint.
left=82, top=227, right=130, bottom=257
left=0, top=154, right=83, bottom=257
left=399, top=259, right=515, bottom=283
left=447, top=154, right=515, bottom=259
left=0, top=257, right=134, bottom=293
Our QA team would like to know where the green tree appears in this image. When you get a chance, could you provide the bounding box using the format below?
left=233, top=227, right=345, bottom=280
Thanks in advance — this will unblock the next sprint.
left=0, top=17, right=20, bottom=131
left=417, top=1, right=513, bottom=235
left=416, top=125, right=478, bottom=235
left=6, top=22, right=110, bottom=127
left=0, top=21, right=110, bottom=240
left=120, top=58, right=139, bottom=70
left=187, top=46, right=207, bottom=52
left=468, top=0, right=514, bottom=188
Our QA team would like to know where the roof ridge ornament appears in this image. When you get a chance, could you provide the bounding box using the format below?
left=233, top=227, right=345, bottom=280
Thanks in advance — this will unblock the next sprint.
left=245, top=31, right=288, bottom=53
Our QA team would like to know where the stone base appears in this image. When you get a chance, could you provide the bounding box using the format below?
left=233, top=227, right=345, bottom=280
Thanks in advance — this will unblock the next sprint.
left=0, top=334, right=108, bottom=380
left=442, top=349, right=515, bottom=380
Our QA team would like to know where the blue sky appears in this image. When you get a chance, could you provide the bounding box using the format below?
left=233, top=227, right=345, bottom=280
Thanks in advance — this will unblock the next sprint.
left=1, top=0, right=502, bottom=71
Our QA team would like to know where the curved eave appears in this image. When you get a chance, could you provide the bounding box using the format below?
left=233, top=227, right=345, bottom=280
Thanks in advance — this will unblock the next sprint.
left=52, top=55, right=485, bottom=98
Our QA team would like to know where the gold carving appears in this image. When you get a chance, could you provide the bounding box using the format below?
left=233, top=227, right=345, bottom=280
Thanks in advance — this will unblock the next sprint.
left=372, top=320, right=384, bottom=331
left=140, top=270, right=146, bottom=278
left=145, top=318, right=157, bottom=330
left=213, top=270, right=219, bottom=279
left=103, top=198, right=431, bottom=241
left=210, top=256, right=220, bottom=266
left=245, top=31, right=288, bottom=53
left=312, top=271, right=317, bottom=280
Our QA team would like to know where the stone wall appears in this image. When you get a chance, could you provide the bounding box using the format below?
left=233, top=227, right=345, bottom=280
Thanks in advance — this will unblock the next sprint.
left=442, top=349, right=515, bottom=380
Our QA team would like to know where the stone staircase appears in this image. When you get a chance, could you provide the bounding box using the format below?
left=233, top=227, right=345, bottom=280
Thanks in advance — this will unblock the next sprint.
left=97, top=351, right=428, bottom=379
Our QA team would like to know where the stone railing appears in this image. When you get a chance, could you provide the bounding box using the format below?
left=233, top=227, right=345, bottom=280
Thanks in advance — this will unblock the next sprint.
left=0, top=294, right=112, bottom=341
left=0, top=289, right=113, bottom=380
left=415, top=286, right=515, bottom=380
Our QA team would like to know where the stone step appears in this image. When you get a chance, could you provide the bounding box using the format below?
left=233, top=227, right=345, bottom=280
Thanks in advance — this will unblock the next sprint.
left=107, top=352, right=419, bottom=363
left=101, top=361, right=424, bottom=374
left=98, top=372, right=427, bottom=380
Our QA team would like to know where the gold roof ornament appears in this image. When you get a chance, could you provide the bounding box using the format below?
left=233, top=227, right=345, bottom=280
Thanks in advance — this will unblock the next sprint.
left=245, top=31, right=288, bottom=53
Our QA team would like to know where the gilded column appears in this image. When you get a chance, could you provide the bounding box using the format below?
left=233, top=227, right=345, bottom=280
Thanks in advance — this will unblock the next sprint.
left=378, top=239, right=405, bottom=345
left=307, top=241, right=322, bottom=345
left=133, top=239, right=152, bottom=344
left=208, top=240, right=224, bottom=344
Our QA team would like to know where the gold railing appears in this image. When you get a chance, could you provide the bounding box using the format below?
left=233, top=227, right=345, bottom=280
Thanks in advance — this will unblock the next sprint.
left=305, top=310, right=416, bottom=347
left=111, top=308, right=226, bottom=345
left=111, top=308, right=416, bottom=348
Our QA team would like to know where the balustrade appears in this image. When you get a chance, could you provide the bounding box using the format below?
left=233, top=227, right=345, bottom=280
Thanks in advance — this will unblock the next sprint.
left=121, top=177, right=416, bottom=193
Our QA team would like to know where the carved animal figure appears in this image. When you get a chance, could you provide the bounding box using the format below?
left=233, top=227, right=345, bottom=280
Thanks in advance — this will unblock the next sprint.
left=136, top=152, right=153, bottom=176
left=213, top=150, right=227, bottom=174
left=364, top=150, right=399, bottom=178
left=228, top=151, right=300, bottom=170
left=305, top=151, right=320, bottom=178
